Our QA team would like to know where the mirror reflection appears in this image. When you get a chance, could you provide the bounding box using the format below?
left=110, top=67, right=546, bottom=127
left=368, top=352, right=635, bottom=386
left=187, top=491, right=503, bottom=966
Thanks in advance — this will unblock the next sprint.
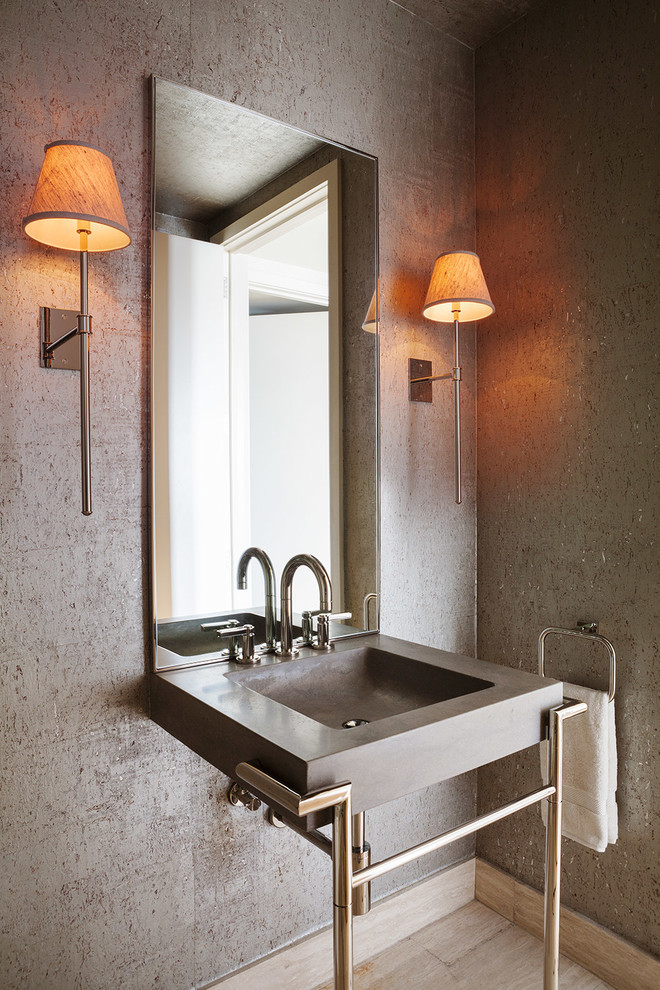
left=152, top=78, right=379, bottom=669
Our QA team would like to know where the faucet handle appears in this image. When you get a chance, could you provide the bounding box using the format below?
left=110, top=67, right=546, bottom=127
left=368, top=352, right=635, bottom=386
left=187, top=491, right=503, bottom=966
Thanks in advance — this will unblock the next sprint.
left=309, top=611, right=352, bottom=650
left=201, top=618, right=241, bottom=632
left=217, top=623, right=257, bottom=664
left=301, top=609, right=322, bottom=646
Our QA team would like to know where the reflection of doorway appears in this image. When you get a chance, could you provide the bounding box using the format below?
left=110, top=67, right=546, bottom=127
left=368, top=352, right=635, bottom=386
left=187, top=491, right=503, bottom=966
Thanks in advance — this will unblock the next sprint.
left=216, top=162, right=342, bottom=609
left=153, top=163, right=342, bottom=620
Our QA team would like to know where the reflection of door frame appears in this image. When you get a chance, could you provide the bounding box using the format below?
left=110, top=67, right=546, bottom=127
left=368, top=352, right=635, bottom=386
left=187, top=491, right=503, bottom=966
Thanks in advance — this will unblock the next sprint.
left=243, top=255, right=328, bottom=312
left=212, top=162, right=343, bottom=604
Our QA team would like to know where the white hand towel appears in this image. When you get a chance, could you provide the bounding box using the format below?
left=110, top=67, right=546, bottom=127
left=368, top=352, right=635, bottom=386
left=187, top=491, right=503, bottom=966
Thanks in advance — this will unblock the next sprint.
left=540, top=683, right=618, bottom=852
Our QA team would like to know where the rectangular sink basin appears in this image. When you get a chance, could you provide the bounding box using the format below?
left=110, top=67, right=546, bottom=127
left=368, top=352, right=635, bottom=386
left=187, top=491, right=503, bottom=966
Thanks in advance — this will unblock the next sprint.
left=150, top=632, right=563, bottom=825
left=226, top=647, right=493, bottom=729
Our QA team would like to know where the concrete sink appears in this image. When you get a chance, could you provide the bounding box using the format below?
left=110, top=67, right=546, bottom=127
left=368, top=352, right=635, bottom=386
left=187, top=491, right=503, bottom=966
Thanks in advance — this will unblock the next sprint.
left=150, top=632, right=563, bottom=826
left=225, top=646, right=492, bottom=729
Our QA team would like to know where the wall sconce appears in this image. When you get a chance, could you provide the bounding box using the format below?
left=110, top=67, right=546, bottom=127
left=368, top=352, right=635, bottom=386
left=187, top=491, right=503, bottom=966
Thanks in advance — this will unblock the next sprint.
left=409, top=250, right=493, bottom=504
left=22, top=140, right=131, bottom=515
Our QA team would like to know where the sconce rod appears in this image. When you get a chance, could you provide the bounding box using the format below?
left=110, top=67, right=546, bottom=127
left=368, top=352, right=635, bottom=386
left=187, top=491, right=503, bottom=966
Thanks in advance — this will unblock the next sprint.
left=453, top=317, right=461, bottom=505
left=78, top=232, right=92, bottom=516
left=408, top=316, right=462, bottom=504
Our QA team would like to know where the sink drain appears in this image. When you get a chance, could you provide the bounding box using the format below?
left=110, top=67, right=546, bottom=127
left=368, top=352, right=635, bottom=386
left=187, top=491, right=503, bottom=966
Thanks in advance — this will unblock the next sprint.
left=342, top=718, right=370, bottom=729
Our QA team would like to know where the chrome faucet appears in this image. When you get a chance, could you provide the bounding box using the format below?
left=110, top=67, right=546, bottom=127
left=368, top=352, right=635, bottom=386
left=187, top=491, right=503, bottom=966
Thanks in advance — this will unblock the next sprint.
left=278, top=553, right=332, bottom=657
left=237, top=547, right=277, bottom=653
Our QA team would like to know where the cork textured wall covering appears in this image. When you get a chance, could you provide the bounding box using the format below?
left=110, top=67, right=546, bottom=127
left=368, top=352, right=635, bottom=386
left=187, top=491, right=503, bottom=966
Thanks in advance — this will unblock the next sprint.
left=1, top=1, right=476, bottom=986
left=475, top=0, right=658, bottom=957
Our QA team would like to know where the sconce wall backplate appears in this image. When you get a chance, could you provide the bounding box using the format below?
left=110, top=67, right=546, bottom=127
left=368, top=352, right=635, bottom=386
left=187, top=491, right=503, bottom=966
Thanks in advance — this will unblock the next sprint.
left=408, top=358, right=433, bottom=403
left=40, top=307, right=81, bottom=370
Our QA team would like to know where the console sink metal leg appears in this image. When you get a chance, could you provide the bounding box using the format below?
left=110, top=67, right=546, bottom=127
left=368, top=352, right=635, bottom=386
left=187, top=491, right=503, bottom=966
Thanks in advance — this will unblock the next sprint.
left=333, top=794, right=353, bottom=989
left=543, top=701, right=586, bottom=989
left=236, top=697, right=586, bottom=990
left=236, top=763, right=355, bottom=989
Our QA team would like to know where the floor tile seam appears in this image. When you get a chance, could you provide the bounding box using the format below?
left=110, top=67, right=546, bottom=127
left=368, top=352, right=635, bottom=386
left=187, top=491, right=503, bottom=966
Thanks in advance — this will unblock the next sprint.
left=408, top=914, right=516, bottom=968
left=313, top=905, right=484, bottom=989
left=446, top=919, right=603, bottom=987
left=305, top=934, right=428, bottom=990
left=321, top=934, right=462, bottom=989
left=444, top=921, right=539, bottom=975
left=372, top=931, right=454, bottom=970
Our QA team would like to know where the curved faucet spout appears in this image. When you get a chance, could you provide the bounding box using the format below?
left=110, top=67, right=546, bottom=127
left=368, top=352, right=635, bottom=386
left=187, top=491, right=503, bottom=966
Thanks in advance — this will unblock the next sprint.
left=236, top=547, right=277, bottom=652
left=278, top=554, right=332, bottom=657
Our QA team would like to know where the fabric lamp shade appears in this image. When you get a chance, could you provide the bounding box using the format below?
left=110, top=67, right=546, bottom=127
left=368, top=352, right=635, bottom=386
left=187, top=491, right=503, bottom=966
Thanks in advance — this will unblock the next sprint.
left=423, top=250, right=494, bottom=322
left=361, top=288, right=378, bottom=333
left=22, top=141, right=131, bottom=252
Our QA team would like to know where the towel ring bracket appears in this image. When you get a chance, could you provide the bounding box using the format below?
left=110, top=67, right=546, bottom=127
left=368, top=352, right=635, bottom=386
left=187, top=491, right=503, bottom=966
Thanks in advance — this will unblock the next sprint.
left=538, top=625, right=616, bottom=703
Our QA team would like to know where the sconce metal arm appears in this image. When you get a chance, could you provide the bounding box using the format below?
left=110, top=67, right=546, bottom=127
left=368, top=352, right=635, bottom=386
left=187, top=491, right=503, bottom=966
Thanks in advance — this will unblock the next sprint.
left=42, top=324, right=80, bottom=359
left=409, top=370, right=454, bottom=384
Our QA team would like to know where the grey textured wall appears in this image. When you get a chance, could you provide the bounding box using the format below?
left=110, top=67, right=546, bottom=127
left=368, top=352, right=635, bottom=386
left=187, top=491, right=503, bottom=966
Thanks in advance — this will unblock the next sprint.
left=475, top=0, right=659, bottom=955
left=1, top=1, right=476, bottom=987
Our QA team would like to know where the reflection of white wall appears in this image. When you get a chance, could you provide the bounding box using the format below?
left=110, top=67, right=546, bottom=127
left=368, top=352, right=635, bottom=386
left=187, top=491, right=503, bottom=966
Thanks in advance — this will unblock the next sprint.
left=153, top=231, right=231, bottom=618
left=248, top=312, right=330, bottom=607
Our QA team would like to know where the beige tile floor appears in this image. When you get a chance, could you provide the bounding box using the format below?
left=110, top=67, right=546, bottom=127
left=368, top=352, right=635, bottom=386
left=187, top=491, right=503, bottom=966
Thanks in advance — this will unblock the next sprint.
left=312, top=902, right=615, bottom=990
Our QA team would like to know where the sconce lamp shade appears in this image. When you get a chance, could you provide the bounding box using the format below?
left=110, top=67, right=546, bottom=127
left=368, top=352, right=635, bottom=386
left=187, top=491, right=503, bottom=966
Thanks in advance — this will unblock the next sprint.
left=362, top=287, right=378, bottom=333
left=22, top=141, right=131, bottom=252
left=423, top=250, right=493, bottom=323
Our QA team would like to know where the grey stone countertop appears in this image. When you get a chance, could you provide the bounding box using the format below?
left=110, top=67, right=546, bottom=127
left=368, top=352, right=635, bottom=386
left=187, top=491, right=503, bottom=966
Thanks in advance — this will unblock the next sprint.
left=150, top=633, right=563, bottom=823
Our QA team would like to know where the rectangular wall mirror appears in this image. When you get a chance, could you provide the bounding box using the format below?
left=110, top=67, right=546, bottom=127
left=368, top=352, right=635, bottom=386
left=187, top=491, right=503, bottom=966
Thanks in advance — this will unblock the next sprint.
left=151, top=77, right=379, bottom=670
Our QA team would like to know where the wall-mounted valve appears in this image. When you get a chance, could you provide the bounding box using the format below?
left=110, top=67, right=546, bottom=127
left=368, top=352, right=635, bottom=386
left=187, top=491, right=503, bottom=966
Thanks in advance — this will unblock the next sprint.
left=228, top=781, right=262, bottom=812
